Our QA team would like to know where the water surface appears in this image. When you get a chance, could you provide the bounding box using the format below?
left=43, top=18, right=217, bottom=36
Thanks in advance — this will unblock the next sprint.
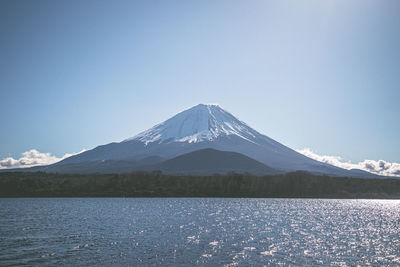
left=1, top=198, right=399, bottom=266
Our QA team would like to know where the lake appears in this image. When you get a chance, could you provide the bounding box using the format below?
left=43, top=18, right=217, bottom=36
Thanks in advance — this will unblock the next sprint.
left=1, top=198, right=399, bottom=266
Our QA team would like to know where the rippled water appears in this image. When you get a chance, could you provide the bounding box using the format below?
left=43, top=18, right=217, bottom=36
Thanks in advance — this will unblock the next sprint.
left=1, top=198, right=399, bottom=266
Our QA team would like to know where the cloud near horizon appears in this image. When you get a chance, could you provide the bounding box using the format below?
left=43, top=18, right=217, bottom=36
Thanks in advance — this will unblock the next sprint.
left=0, top=149, right=86, bottom=169
left=297, top=148, right=400, bottom=177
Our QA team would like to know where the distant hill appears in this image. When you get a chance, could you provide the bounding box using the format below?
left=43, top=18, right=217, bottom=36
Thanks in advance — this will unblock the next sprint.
left=150, top=148, right=280, bottom=175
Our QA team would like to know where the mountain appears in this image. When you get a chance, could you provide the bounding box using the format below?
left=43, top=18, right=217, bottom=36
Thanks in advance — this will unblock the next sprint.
left=13, top=104, right=381, bottom=177
left=150, top=148, right=280, bottom=175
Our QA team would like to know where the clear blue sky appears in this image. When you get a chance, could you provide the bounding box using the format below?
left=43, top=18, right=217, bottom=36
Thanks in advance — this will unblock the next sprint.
left=1, top=0, right=399, bottom=163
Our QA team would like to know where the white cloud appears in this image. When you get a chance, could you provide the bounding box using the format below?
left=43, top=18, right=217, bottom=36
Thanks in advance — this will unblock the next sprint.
left=0, top=149, right=86, bottom=169
left=297, top=148, right=400, bottom=177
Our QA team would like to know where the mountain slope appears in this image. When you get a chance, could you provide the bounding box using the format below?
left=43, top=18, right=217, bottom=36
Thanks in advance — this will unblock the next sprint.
left=46, top=104, right=380, bottom=177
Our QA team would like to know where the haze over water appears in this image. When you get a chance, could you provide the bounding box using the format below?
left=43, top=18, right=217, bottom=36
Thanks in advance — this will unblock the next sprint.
left=1, top=198, right=399, bottom=266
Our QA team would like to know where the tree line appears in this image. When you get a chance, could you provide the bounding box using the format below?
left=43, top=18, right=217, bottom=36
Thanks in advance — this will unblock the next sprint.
left=0, top=171, right=399, bottom=198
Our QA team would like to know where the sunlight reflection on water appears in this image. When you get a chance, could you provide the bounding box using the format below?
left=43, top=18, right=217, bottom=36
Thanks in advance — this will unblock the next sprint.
left=0, top=198, right=399, bottom=266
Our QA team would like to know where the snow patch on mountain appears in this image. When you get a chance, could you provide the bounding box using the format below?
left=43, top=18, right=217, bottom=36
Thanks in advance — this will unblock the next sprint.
left=125, top=104, right=261, bottom=145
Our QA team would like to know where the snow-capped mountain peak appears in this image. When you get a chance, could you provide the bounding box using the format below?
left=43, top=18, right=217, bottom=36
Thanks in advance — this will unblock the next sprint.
left=125, top=104, right=262, bottom=145
left=54, top=103, right=377, bottom=178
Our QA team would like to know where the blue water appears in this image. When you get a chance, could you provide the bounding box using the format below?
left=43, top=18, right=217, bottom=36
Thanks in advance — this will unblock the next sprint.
left=0, top=198, right=399, bottom=266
